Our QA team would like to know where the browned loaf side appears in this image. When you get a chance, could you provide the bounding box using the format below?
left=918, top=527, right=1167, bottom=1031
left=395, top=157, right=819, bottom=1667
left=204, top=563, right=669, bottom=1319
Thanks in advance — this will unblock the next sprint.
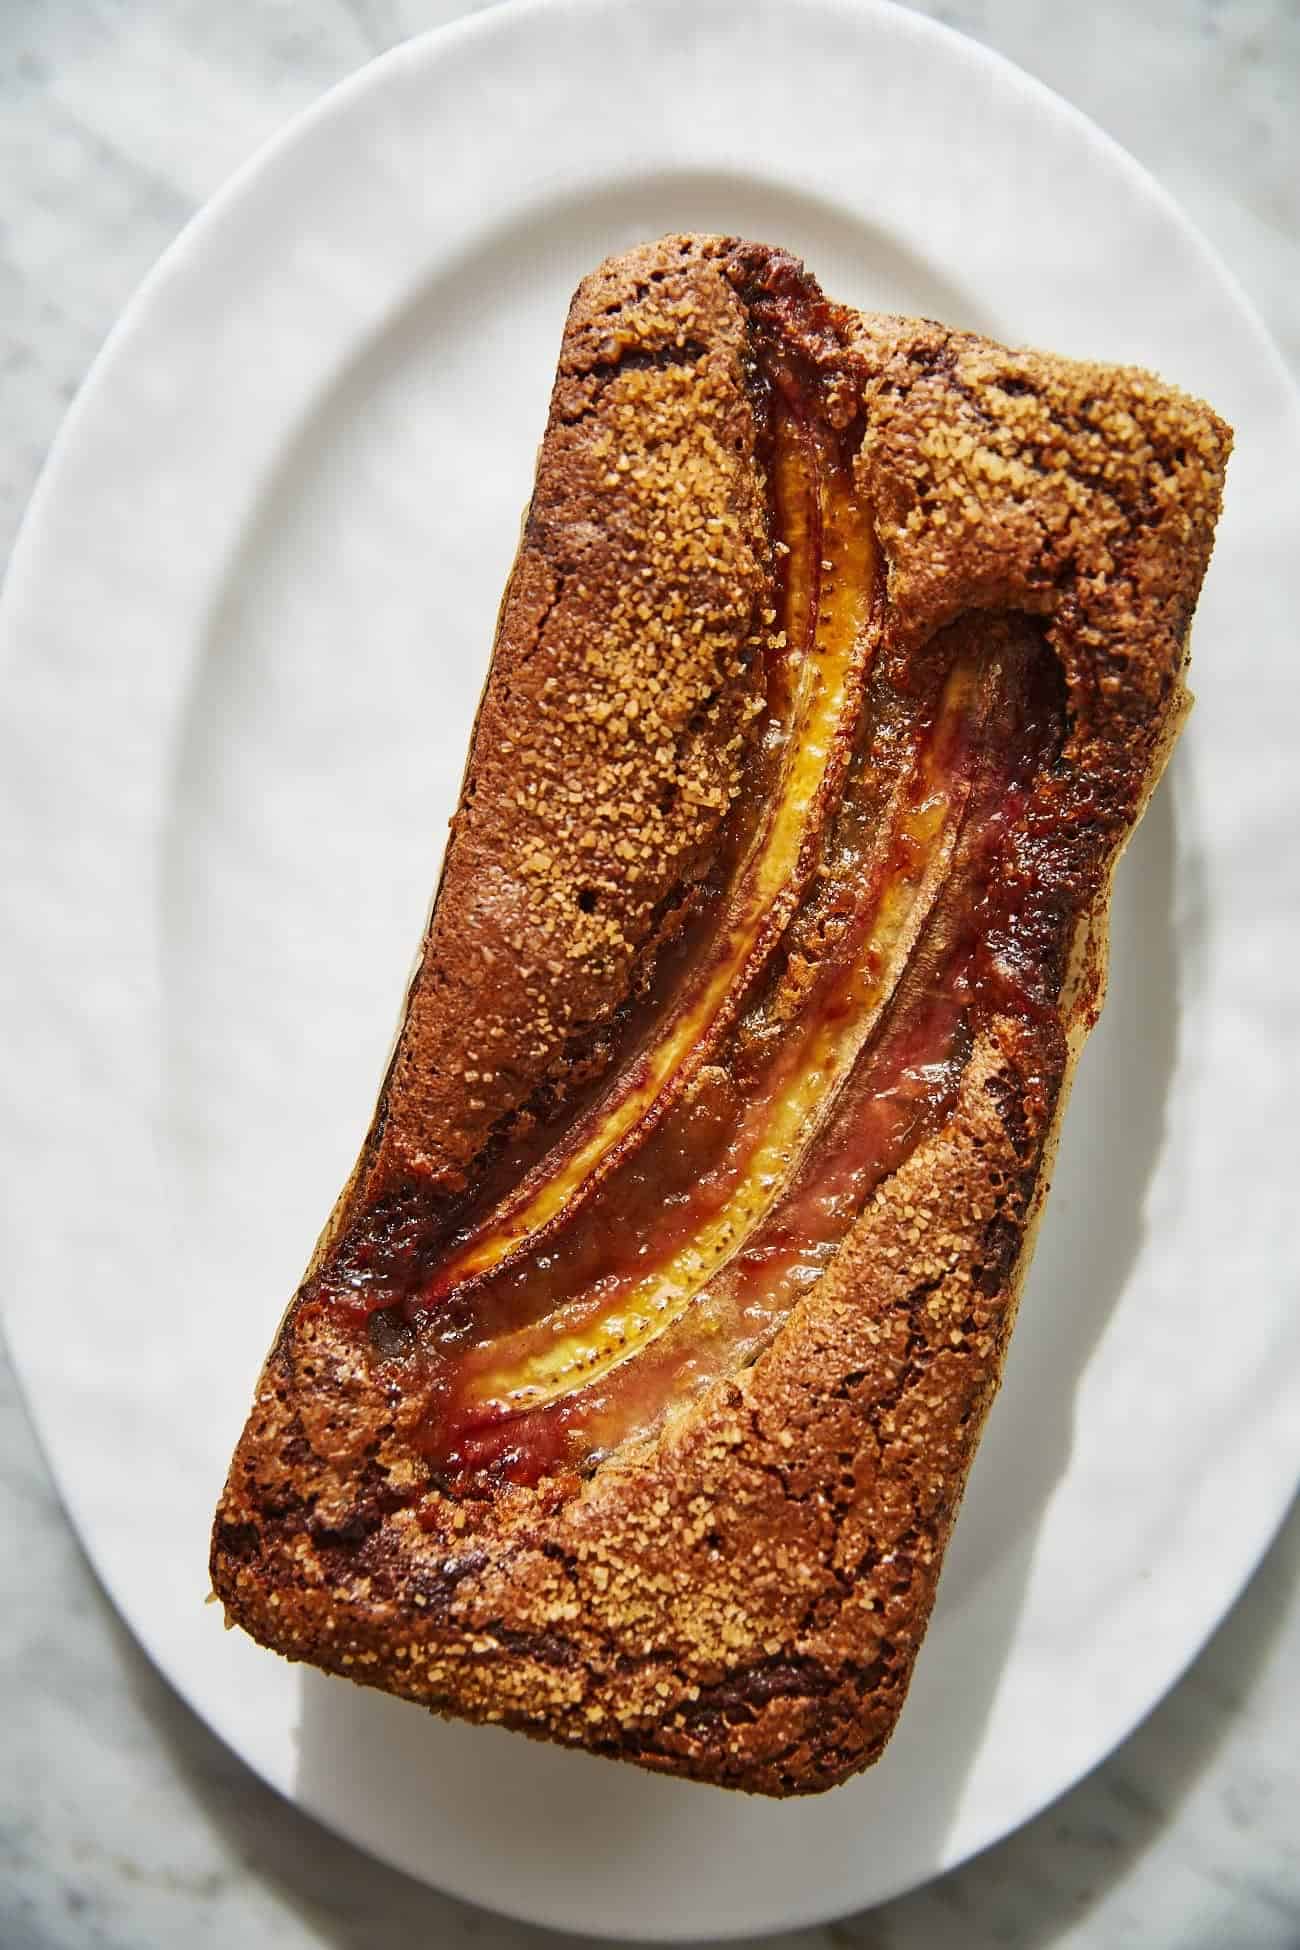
left=211, top=235, right=1230, bottom=1796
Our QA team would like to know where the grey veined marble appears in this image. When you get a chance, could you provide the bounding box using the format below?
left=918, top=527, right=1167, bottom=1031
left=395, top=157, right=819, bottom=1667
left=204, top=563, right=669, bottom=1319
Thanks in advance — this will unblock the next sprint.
left=2, top=2, right=1298, bottom=1946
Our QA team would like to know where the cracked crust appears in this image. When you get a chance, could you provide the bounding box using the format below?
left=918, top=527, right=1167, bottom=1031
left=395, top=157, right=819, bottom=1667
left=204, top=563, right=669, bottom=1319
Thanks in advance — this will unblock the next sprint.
left=210, top=236, right=1230, bottom=1796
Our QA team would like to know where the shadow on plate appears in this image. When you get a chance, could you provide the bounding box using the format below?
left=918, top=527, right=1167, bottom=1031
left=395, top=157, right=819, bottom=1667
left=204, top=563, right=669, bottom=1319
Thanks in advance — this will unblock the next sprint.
left=939, top=770, right=1203, bottom=1608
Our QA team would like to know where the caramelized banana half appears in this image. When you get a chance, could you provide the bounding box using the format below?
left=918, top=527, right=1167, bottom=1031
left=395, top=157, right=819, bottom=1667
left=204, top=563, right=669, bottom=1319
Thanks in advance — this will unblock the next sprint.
left=422, top=394, right=875, bottom=1292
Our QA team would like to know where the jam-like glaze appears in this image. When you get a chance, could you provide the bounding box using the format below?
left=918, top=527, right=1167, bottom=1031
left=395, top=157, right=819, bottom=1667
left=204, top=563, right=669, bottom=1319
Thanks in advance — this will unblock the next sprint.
left=441, top=660, right=980, bottom=1411
left=416, top=628, right=1058, bottom=1483
left=321, top=334, right=1068, bottom=1493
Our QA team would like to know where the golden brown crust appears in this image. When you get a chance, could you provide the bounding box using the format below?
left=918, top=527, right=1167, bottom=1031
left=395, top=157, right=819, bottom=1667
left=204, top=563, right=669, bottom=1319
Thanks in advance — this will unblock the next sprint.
left=360, top=238, right=772, bottom=1199
left=211, top=235, right=1230, bottom=1796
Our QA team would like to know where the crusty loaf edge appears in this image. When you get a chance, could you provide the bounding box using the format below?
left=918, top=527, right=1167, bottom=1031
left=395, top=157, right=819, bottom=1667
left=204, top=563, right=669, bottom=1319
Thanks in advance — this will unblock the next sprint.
left=210, top=236, right=1229, bottom=1797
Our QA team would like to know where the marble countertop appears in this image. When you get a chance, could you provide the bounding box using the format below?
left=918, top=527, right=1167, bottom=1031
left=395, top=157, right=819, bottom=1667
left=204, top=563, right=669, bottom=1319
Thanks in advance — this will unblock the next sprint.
left=2, top=2, right=1297, bottom=1945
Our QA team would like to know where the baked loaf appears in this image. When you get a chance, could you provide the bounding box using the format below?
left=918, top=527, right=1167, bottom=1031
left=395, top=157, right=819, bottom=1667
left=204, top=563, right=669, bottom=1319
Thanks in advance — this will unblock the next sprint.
left=211, top=235, right=1229, bottom=1796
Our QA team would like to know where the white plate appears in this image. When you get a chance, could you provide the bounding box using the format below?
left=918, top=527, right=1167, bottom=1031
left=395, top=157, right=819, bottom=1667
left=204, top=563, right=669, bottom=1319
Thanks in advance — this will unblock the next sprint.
left=3, top=0, right=1299, bottom=1936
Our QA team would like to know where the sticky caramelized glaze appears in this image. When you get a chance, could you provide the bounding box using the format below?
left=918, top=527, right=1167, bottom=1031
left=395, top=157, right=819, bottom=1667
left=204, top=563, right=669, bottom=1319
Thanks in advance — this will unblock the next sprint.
left=314, top=336, right=1065, bottom=1492
left=416, top=621, right=1062, bottom=1484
